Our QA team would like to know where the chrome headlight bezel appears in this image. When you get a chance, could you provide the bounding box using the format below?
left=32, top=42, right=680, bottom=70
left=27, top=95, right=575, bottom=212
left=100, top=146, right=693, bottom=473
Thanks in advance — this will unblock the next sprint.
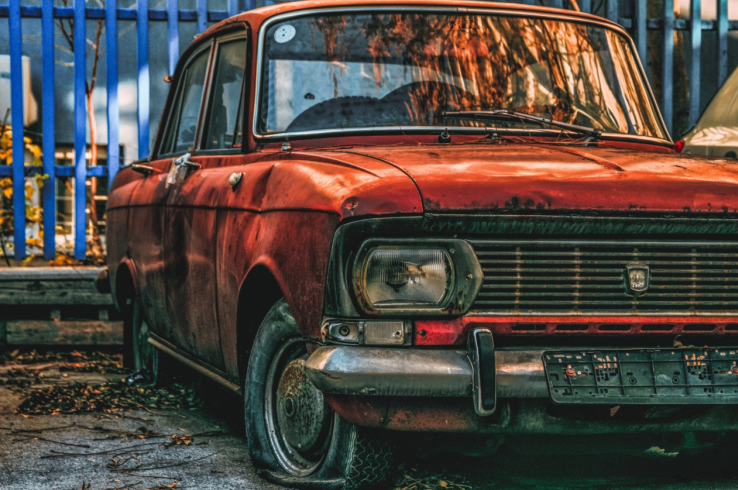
left=351, top=239, right=483, bottom=316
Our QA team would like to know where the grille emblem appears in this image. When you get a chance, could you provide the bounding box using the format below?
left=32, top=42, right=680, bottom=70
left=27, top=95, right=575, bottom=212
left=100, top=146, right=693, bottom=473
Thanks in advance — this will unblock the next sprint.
left=625, top=263, right=650, bottom=295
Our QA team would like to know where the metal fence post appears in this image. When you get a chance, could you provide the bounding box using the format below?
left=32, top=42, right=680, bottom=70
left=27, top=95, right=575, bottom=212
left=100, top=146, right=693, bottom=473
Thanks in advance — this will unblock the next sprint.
left=227, top=0, right=238, bottom=17
left=9, top=0, right=25, bottom=260
left=137, top=0, right=150, bottom=159
left=689, top=0, right=701, bottom=129
left=168, top=0, right=179, bottom=76
left=606, top=0, right=619, bottom=23
left=197, top=0, right=207, bottom=34
left=662, top=0, right=674, bottom=135
left=634, top=0, right=647, bottom=66
left=41, top=0, right=56, bottom=260
left=73, top=0, right=87, bottom=260
left=107, top=0, right=120, bottom=188
left=717, top=0, right=728, bottom=88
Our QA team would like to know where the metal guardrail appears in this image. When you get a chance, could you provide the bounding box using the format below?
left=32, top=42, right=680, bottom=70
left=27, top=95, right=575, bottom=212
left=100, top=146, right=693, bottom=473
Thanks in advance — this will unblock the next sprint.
left=1, top=0, right=735, bottom=260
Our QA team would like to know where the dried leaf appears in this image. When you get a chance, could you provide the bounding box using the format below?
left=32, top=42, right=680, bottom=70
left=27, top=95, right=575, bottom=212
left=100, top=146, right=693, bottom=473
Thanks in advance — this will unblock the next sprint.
left=171, top=434, right=194, bottom=446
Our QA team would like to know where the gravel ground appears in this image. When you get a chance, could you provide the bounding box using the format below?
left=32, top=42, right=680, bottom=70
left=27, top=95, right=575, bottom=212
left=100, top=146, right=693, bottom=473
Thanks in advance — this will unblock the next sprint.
left=2, top=349, right=738, bottom=490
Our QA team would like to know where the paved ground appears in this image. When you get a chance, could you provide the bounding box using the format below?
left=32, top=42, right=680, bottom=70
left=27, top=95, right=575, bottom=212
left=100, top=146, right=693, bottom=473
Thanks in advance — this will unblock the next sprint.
left=0, top=352, right=283, bottom=490
left=2, top=350, right=738, bottom=490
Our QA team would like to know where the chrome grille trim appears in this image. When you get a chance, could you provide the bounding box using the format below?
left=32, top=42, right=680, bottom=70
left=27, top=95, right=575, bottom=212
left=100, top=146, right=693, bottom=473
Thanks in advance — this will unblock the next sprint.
left=468, top=240, right=738, bottom=316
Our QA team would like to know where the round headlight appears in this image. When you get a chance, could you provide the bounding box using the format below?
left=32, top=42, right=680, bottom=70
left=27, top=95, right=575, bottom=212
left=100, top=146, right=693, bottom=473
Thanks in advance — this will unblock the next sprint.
left=360, top=248, right=453, bottom=308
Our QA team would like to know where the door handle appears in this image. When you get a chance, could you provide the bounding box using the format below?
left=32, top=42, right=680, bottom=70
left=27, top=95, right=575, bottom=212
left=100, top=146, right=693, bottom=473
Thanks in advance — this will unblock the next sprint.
left=131, top=163, right=155, bottom=175
left=173, top=153, right=201, bottom=170
left=166, top=153, right=201, bottom=188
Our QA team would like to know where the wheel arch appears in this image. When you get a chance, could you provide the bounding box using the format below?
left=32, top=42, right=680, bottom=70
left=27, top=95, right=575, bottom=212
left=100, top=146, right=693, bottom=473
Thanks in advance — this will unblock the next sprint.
left=114, top=258, right=139, bottom=367
left=236, top=263, right=286, bottom=389
left=114, top=258, right=139, bottom=320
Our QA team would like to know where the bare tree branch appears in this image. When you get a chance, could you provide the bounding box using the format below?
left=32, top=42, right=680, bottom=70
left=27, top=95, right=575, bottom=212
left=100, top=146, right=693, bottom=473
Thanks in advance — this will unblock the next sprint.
left=54, top=44, right=75, bottom=57
left=88, top=20, right=105, bottom=95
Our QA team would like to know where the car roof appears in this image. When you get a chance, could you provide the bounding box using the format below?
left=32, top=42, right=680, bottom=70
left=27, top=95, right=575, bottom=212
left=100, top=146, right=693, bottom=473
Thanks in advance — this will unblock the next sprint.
left=201, top=0, right=625, bottom=39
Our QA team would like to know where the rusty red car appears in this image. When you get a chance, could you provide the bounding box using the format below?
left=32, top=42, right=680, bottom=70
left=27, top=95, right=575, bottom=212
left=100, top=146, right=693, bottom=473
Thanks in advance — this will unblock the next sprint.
left=106, top=1, right=738, bottom=488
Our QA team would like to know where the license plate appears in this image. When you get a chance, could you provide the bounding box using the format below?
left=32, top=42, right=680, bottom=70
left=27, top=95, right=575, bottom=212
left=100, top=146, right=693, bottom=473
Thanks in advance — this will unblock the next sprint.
left=543, top=348, right=738, bottom=404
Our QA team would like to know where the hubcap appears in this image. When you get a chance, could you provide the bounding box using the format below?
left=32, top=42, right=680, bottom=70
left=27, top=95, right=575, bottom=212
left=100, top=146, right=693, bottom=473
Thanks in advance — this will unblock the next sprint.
left=265, top=338, right=334, bottom=476
left=276, top=359, right=331, bottom=453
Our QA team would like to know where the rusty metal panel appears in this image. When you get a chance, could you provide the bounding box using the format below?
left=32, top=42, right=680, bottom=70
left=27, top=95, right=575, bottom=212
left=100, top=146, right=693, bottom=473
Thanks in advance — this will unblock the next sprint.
left=343, top=145, right=738, bottom=214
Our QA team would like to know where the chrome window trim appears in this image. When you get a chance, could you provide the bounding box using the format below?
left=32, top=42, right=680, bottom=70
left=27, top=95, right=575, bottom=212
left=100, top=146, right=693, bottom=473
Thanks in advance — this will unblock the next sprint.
left=159, top=42, right=215, bottom=156
left=251, top=6, right=672, bottom=144
left=467, top=239, right=738, bottom=317
left=199, top=31, right=249, bottom=152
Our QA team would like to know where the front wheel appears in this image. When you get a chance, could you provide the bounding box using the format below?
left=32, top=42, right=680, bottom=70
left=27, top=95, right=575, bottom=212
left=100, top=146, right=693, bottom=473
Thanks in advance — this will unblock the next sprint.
left=244, top=299, right=395, bottom=489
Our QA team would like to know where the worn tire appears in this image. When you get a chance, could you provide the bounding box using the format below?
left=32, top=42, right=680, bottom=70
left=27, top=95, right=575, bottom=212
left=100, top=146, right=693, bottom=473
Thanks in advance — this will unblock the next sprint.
left=244, top=299, right=396, bottom=490
left=343, top=427, right=396, bottom=490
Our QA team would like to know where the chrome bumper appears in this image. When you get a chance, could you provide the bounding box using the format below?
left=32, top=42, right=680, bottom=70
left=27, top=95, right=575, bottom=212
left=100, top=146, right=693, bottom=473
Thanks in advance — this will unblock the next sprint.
left=305, top=346, right=548, bottom=398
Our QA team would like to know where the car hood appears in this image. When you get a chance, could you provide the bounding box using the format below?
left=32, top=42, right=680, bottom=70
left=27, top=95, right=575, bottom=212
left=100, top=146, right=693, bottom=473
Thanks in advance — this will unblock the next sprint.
left=333, top=144, right=738, bottom=214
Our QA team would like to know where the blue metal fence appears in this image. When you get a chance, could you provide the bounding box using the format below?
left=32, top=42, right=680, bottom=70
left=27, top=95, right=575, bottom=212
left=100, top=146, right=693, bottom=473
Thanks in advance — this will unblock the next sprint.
left=0, top=0, right=736, bottom=261
left=1, top=0, right=259, bottom=261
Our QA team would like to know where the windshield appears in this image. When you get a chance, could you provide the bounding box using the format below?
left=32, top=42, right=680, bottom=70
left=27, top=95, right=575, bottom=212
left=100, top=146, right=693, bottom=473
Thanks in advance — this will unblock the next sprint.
left=258, top=12, right=667, bottom=140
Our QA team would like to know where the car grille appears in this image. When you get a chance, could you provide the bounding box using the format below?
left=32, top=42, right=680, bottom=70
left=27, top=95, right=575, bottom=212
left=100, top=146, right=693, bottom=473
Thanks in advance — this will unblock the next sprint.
left=468, top=241, right=738, bottom=314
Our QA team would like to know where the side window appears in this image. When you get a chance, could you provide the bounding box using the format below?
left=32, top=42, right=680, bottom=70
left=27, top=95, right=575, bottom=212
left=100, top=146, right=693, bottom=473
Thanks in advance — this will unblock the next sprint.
left=161, top=48, right=211, bottom=155
left=202, top=39, right=248, bottom=150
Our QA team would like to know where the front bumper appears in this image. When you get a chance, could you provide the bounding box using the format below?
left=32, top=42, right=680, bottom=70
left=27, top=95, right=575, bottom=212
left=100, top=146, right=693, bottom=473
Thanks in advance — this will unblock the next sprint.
left=305, top=346, right=548, bottom=398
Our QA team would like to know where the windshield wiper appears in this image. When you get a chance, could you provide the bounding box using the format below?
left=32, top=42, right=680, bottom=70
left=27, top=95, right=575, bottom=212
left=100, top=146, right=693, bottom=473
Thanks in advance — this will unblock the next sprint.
left=442, top=109, right=602, bottom=140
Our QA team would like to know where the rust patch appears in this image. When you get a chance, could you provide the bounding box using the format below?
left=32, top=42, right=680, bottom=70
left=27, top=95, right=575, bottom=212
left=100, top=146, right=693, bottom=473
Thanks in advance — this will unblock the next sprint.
left=542, top=145, right=625, bottom=172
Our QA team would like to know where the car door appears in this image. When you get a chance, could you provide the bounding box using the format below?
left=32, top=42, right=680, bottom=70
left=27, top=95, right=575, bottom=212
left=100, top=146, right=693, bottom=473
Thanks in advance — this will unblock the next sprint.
left=141, top=41, right=213, bottom=350
left=126, top=42, right=212, bottom=344
left=162, top=32, right=249, bottom=371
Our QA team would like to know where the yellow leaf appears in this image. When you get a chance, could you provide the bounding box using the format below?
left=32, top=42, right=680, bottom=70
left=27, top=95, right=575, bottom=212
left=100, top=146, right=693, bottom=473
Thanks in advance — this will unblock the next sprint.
left=439, top=481, right=448, bottom=488
left=27, top=144, right=42, bottom=158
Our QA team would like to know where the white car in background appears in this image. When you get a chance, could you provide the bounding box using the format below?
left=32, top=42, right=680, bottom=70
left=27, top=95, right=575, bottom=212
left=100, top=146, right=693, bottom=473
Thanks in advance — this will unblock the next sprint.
left=681, top=66, right=738, bottom=158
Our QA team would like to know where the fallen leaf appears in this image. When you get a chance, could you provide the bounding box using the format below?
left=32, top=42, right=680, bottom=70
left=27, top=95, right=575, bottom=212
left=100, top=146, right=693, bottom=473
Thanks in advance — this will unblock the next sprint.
left=171, top=434, right=194, bottom=446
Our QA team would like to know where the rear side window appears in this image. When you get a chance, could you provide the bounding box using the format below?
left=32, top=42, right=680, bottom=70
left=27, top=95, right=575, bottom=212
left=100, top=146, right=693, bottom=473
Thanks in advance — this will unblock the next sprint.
left=202, top=39, right=248, bottom=150
left=161, top=48, right=211, bottom=154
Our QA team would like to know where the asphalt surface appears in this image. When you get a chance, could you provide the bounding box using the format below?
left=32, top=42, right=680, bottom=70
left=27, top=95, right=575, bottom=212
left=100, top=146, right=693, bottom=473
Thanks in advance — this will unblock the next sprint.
left=2, top=351, right=738, bottom=490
